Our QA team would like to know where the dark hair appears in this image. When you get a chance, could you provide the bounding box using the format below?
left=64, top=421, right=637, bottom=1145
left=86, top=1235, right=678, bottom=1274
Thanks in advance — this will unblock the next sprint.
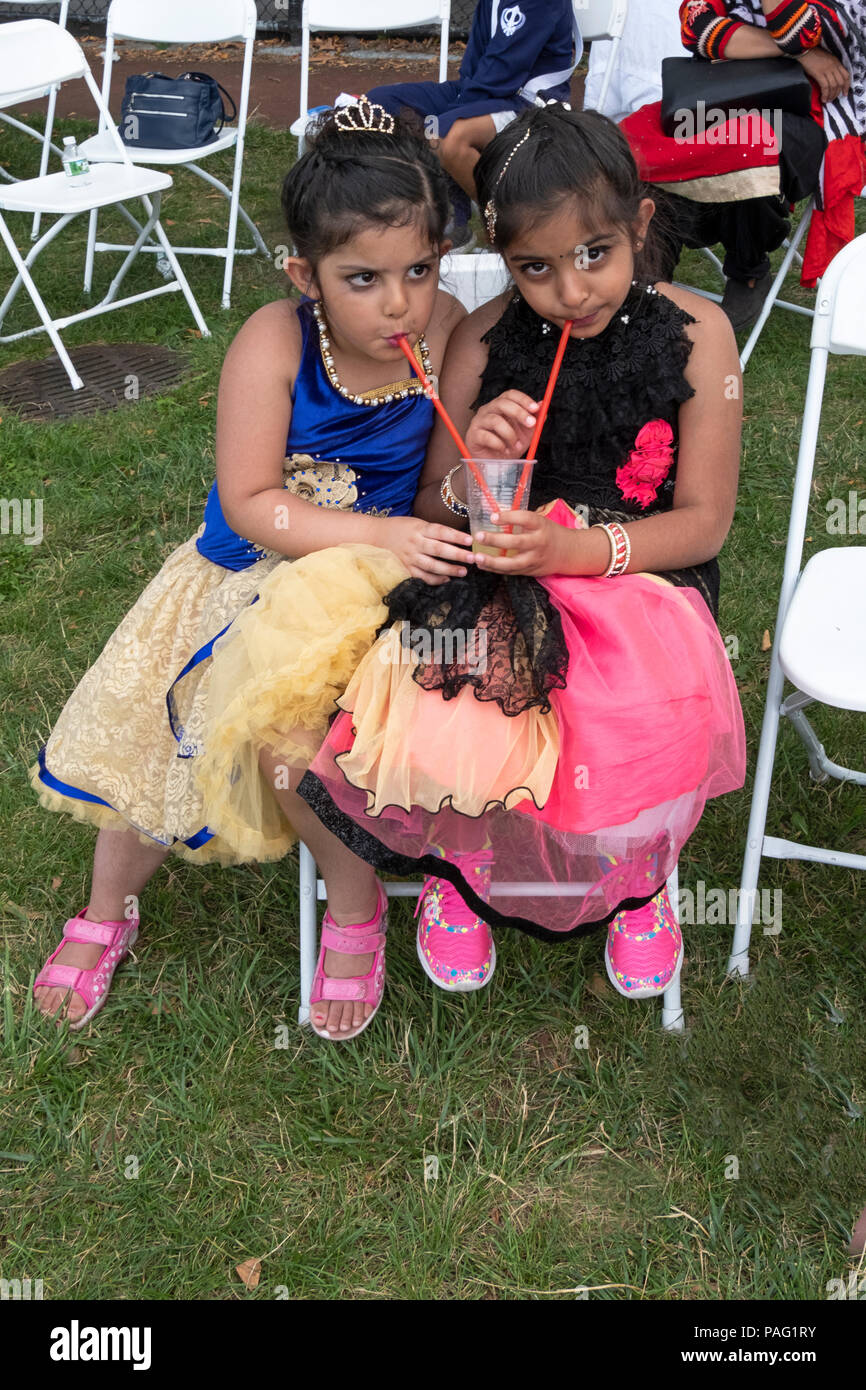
left=474, top=105, right=670, bottom=282
left=281, top=102, right=450, bottom=268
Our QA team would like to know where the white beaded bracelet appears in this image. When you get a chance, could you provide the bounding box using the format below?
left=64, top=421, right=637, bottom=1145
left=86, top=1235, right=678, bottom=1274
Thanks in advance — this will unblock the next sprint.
left=440, top=464, right=468, bottom=517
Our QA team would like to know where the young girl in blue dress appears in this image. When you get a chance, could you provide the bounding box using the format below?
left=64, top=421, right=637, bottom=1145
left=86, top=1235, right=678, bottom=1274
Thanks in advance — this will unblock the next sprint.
left=293, top=105, right=747, bottom=1013
left=31, top=101, right=471, bottom=1036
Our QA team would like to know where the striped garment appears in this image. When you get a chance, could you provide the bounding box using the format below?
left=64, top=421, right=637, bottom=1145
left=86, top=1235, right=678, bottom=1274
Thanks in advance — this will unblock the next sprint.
left=680, top=1, right=866, bottom=138
left=680, top=2, right=826, bottom=57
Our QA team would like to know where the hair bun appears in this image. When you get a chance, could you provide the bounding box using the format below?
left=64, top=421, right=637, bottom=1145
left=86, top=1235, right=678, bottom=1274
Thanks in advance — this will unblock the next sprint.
left=281, top=100, right=450, bottom=269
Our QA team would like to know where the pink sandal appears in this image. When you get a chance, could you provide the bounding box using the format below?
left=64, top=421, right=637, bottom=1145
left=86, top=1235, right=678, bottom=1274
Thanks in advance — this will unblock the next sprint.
left=309, top=882, right=388, bottom=1042
left=33, top=909, right=140, bottom=1030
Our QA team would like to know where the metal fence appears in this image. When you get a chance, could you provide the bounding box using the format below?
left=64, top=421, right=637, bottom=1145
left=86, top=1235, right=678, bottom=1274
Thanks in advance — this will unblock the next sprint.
left=2, top=2, right=478, bottom=39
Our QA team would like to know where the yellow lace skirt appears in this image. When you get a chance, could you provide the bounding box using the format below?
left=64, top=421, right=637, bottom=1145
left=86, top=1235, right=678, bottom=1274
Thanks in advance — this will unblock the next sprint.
left=30, top=531, right=285, bottom=863
left=31, top=459, right=409, bottom=864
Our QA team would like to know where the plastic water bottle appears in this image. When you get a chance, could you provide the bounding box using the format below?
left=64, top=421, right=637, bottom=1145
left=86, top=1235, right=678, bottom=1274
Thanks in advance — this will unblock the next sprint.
left=62, top=136, right=92, bottom=186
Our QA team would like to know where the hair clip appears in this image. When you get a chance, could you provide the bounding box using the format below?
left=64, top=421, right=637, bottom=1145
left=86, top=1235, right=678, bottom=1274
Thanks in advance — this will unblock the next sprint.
left=334, top=96, right=395, bottom=135
left=484, top=126, right=533, bottom=244
left=534, top=97, right=572, bottom=111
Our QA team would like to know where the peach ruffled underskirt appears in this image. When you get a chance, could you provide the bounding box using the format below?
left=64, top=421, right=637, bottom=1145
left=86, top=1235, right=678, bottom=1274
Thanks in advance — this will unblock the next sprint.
left=304, top=571, right=746, bottom=934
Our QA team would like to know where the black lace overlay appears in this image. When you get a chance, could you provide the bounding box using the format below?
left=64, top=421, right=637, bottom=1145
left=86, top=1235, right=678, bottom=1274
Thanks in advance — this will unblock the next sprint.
left=384, top=284, right=720, bottom=717
left=383, top=569, right=568, bottom=715
left=479, top=283, right=695, bottom=511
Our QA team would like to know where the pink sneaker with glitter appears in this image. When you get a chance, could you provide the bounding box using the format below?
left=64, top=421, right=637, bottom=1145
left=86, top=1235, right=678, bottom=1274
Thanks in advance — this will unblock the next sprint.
left=415, top=851, right=496, bottom=992
left=605, top=884, right=682, bottom=999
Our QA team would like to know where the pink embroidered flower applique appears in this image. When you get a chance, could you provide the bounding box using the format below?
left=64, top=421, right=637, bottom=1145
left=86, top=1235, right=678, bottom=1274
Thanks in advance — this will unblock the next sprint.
left=616, top=419, right=674, bottom=509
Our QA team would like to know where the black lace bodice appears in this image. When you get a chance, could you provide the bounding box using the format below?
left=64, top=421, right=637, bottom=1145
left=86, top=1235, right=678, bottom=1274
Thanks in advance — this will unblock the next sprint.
left=478, top=282, right=694, bottom=512
left=381, top=284, right=721, bottom=718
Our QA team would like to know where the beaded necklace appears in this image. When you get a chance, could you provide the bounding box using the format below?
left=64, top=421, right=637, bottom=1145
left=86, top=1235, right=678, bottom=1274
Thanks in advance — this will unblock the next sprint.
left=313, top=300, right=434, bottom=407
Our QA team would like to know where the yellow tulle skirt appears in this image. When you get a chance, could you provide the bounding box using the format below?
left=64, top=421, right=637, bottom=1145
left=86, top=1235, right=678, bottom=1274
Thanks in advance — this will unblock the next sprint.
left=193, top=544, right=409, bottom=862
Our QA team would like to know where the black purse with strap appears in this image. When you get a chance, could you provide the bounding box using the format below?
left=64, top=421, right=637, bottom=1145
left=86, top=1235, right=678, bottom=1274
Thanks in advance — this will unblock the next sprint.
left=660, top=56, right=813, bottom=138
left=120, top=70, right=237, bottom=150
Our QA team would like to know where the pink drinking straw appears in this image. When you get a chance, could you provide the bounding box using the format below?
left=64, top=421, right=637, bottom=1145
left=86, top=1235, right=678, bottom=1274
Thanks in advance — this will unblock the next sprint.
left=512, top=319, right=574, bottom=510
left=389, top=333, right=498, bottom=514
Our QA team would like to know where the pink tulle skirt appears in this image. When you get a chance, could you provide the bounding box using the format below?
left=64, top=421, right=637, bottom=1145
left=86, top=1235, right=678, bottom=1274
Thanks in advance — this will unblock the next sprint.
left=305, top=537, right=746, bottom=937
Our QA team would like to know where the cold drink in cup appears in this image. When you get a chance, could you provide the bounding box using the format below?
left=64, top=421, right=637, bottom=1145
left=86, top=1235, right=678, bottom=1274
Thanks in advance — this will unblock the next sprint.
left=462, top=457, right=536, bottom=557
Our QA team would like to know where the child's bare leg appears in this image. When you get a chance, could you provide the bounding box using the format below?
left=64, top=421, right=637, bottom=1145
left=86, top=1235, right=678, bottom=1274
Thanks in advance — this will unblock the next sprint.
left=259, top=748, right=380, bottom=1038
left=35, top=827, right=170, bottom=1024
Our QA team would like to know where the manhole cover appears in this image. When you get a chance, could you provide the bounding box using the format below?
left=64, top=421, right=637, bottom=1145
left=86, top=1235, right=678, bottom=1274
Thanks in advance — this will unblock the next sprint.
left=0, top=343, right=190, bottom=421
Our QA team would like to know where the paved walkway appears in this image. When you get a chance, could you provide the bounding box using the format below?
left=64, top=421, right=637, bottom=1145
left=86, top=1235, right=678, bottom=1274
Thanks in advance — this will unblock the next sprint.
left=12, top=38, right=586, bottom=131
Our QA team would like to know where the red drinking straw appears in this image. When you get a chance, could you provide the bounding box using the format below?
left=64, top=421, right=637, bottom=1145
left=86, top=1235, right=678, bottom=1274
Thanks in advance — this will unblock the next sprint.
left=512, top=318, right=574, bottom=510
left=389, top=333, right=498, bottom=514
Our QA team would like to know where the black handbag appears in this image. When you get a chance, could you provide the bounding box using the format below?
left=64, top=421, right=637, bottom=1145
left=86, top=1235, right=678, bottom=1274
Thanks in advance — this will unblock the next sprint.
left=660, top=56, right=813, bottom=138
left=119, top=71, right=237, bottom=150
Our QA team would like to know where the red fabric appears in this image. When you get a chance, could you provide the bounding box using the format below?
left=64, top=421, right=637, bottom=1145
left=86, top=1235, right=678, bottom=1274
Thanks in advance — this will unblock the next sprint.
left=622, top=100, right=779, bottom=185
left=801, top=134, right=866, bottom=284
left=616, top=420, right=675, bottom=510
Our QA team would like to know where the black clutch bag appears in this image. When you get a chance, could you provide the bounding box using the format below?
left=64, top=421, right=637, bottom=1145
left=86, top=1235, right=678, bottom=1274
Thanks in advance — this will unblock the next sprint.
left=660, top=56, right=813, bottom=138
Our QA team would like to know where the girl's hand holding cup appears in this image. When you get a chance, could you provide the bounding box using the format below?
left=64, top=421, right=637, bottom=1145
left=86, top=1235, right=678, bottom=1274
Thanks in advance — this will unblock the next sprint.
left=465, top=391, right=540, bottom=459
left=473, top=507, right=578, bottom=577
left=384, top=516, right=475, bottom=586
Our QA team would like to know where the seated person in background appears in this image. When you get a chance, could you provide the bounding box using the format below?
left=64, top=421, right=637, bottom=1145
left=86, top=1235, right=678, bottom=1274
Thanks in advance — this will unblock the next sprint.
left=661, top=1, right=866, bottom=331
left=585, top=0, right=686, bottom=121
left=366, top=0, right=580, bottom=249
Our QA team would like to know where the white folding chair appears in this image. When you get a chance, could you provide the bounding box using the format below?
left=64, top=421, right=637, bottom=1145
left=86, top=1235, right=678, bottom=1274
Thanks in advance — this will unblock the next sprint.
left=295, top=1, right=451, bottom=155
left=79, top=0, right=268, bottom=310
left=728, top=232, right=866, bottom=980
left=0, top=19, right=209, bottom=392
left=578, top=0, right=629, bottom=120
left=296, top=246, right=684, bottom=1036
left=0, top=0, right=69, bottom=241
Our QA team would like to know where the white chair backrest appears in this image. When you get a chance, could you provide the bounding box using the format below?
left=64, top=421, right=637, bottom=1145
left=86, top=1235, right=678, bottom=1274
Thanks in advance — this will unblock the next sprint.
left=298, top=1, right=450, bottom=150
left=576, top=0, right=628, bottom=42
left=304, top=0, right=448, bottom=30
left=107, top=0, right=256, bottom=44
left=771, top=233, right=866, bottom=611
left=440, top=252, right=510, bottom=315
left=0, top=18, right=84, bottom=100
left=811, top=231, right=866, bottom=357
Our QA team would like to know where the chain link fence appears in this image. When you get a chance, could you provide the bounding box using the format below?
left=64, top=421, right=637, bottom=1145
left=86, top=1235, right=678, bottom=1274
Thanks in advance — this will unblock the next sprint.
left=2, top=2, right=478, bottom=40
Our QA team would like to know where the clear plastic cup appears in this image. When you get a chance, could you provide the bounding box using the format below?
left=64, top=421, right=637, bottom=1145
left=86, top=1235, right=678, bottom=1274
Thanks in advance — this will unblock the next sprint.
left=462, top=457, right=536, bottom=557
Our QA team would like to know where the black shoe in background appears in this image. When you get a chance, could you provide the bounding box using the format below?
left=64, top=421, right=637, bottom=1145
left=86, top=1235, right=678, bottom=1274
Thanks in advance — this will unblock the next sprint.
left=721, top=272, right=774, bottom=333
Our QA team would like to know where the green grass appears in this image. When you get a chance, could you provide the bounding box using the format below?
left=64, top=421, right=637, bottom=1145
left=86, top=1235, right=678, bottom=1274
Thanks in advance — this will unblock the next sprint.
left=1, top=115, right=865, bottom=1301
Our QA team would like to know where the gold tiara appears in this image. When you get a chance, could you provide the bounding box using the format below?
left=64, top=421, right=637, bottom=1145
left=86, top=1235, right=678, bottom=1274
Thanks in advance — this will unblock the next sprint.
left=484, top=126, right=533, bottom=242
left=334, top=97, right=395, bottom=135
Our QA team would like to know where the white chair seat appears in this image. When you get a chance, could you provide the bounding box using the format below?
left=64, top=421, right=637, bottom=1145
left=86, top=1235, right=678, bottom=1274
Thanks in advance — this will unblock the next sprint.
left=0, top=84, right=52, bottom=108
left=0, top=161, right=172, bottom=214
left=779, top=547, right=866, bottom=711
left=439, top=252, right=510, bottom=314
left=79, top=126, right=238, bottom=166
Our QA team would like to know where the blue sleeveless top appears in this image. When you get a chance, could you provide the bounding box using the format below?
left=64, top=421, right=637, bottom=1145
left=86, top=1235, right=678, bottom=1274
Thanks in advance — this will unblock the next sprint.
left=196, top=299, right=435, bottom=571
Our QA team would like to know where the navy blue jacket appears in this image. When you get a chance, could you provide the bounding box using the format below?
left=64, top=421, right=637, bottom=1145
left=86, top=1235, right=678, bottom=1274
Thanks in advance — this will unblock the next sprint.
left=443, top=0, right=581, bottom=134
